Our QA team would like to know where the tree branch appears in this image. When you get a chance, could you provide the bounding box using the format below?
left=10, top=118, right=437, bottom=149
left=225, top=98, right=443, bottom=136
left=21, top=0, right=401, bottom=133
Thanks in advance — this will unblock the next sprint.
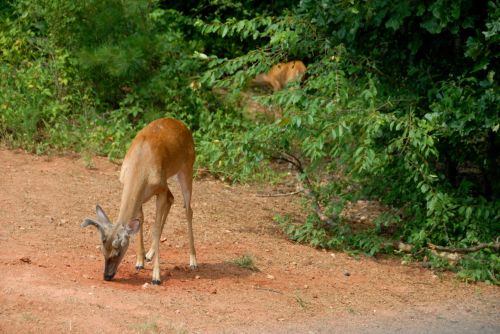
left=428, top=241, right=500, bottom=254
left=272, top=153, right=338, bottom=226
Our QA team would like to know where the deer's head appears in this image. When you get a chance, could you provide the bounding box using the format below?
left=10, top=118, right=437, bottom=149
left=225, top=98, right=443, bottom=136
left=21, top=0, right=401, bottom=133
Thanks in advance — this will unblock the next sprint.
left=82, top=205, right=140, bottom=281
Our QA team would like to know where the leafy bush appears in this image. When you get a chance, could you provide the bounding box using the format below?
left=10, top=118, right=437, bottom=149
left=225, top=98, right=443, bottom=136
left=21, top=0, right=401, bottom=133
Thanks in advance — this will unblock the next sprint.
left=194, top=0, right=500, bottom=282
left=457, top=251, right=500, bottom=284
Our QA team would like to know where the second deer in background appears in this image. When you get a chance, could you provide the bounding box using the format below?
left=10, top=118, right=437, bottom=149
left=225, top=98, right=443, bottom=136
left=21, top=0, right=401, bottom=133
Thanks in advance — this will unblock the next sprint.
left=251, top=60, right=306, bottom=92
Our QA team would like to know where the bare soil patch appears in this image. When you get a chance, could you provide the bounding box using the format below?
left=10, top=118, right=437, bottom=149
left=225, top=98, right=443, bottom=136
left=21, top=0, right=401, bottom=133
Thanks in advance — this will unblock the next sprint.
left=0, top=148, right=498, bottom=333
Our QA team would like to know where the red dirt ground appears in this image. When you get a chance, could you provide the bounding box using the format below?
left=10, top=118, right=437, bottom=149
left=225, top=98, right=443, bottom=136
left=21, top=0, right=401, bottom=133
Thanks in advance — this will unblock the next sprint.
left=0, top=148, right=498, bottom=333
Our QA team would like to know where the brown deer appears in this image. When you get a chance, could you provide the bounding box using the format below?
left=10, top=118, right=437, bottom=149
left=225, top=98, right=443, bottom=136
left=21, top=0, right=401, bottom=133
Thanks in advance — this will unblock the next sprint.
left=251, top=60, right=306, bottom=92
left=82, top=118, right=197, bottom=285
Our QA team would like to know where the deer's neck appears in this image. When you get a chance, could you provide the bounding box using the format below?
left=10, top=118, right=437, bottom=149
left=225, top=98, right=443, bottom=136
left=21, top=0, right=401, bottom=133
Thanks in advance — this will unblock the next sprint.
left=116, top=177, right=145, bottom=227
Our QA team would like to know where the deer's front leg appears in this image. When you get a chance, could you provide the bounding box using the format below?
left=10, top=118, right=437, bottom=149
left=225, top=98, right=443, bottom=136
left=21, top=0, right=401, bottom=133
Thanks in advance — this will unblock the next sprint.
left=151, top=191, right=172, bottom=285
left=135, top=206, right=145, bottom=270
left=145, top=190, right=173, bottom=262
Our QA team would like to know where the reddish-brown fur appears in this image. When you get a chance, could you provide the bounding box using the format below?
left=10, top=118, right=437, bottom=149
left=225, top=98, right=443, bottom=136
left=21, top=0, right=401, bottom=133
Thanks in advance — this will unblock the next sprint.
left=252, top=60, right=306, bottom=92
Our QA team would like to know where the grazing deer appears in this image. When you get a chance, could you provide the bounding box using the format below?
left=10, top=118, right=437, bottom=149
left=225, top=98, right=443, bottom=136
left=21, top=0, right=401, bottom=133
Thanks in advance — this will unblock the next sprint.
left=82, top=118, right=197, bottom=285
left=251, top=60, right=306, bottom=92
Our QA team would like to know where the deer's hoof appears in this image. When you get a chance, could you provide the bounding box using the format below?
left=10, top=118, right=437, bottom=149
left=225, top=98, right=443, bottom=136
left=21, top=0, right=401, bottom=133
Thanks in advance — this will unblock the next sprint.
left=145, top=250, right=154, bottom=262
left=151, top=279, right=161, bottom=285
left=189, top=264, right=198, bottom=271
left=135, top=265, right=144, bottom=270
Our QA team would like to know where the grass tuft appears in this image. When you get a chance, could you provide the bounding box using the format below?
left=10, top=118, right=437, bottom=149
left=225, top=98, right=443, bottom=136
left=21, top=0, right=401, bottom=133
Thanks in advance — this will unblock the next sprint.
left=229, top=254, right=260, bottom=272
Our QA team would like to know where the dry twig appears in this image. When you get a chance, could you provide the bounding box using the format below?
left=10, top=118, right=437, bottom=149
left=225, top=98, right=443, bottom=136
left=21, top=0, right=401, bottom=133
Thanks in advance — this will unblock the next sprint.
left=256, top=190, right=302, bottom=197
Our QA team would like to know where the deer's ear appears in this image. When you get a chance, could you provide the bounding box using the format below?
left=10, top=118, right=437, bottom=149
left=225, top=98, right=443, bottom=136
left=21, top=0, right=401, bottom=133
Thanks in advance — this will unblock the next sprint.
left=96, top=205, right=112, bottom=226
left=125, top=218, right=140, bottom=236
left=81, top=218, right=107, bottom=242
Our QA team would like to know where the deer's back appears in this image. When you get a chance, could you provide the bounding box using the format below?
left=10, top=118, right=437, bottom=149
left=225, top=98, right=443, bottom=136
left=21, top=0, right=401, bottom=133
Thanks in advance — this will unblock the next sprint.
left=120, top=118, right=195, bottom=185
left=269, top=61, right=306, bottom=88
left=253, top=60, right=306, bottom=91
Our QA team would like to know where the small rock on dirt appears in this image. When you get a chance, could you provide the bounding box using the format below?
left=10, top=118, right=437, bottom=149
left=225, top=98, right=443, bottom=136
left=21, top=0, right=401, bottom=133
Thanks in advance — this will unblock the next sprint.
left=20, top=257, right=31, bottom=264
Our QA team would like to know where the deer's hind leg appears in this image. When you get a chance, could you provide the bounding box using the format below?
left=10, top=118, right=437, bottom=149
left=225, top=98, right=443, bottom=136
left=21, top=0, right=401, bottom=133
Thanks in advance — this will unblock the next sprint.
left=177, top=168, right=197, bottom=269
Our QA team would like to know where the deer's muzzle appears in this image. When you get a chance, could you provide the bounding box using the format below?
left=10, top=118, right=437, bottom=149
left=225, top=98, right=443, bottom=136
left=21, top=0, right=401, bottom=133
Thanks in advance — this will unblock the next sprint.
left=104, top=273, right=115, bottom=281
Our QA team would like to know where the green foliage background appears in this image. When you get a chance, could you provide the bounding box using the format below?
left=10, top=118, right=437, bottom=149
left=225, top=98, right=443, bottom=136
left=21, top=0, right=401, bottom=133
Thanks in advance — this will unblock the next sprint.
left=1, top=0, right=499, bottom=282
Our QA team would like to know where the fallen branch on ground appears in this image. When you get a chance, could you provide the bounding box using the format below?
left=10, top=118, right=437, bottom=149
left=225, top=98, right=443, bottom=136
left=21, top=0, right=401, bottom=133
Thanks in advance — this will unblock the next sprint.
left=256, top=190, right=302, bottom=197
left=389, top=240, right=500, bottom=257
left=428, top=241, right=500, bottom=254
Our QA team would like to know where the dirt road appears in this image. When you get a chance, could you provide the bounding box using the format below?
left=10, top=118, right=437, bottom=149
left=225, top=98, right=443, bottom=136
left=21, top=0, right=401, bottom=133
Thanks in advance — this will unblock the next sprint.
left=0, top=148, right=498, bottom=333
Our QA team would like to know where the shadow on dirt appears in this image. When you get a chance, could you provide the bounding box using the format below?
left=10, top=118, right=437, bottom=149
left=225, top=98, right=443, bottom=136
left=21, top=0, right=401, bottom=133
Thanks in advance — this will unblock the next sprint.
left=110, top=261, right=255, bottom=286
